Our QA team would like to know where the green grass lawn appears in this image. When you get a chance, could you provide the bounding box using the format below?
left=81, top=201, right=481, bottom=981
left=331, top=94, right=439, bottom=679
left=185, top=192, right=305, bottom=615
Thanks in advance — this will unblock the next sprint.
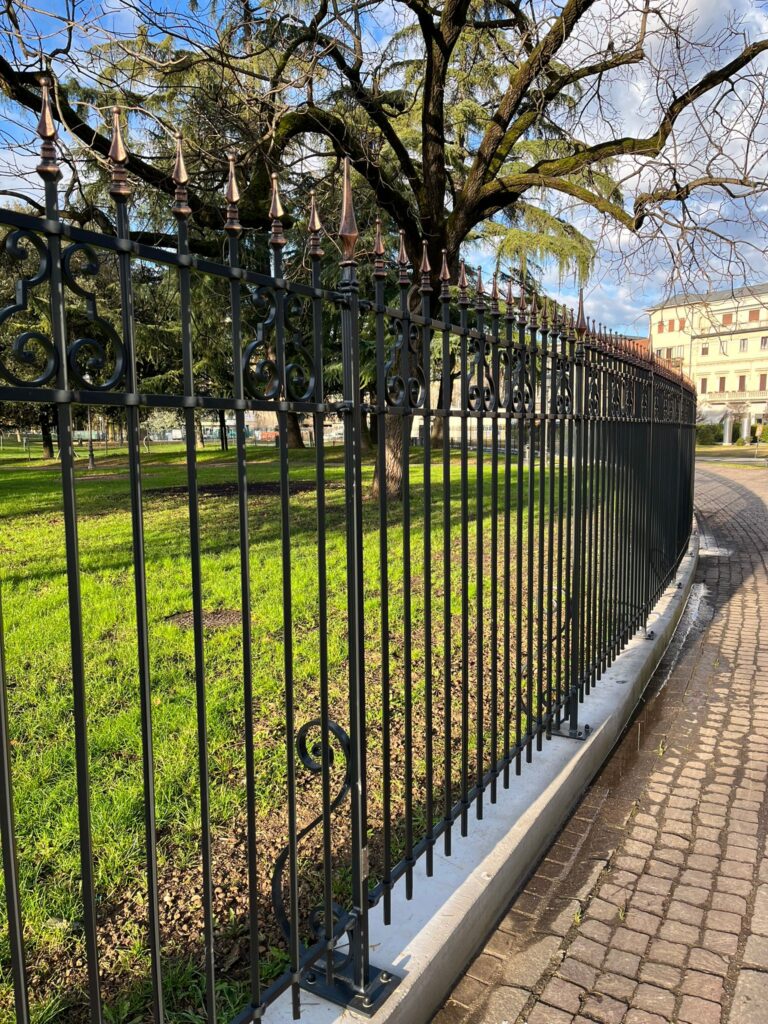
left=0, top=436, right=552, bottom=1021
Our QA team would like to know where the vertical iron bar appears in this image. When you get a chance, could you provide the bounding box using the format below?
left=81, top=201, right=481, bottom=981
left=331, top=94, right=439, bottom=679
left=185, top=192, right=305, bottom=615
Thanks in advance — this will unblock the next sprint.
left=419, top=246, right=434, bottom=870
left=439, top=255, right=453, bottom=853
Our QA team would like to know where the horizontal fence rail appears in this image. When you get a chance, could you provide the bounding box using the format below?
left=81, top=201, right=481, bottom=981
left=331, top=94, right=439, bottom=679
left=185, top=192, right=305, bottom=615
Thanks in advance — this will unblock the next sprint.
left=0, top=88, right=696, bottom=1023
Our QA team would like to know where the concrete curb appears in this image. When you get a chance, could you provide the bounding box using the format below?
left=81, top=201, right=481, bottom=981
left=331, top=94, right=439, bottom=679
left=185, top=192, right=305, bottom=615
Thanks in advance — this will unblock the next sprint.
left=266, top=528, right=700, bottom=1023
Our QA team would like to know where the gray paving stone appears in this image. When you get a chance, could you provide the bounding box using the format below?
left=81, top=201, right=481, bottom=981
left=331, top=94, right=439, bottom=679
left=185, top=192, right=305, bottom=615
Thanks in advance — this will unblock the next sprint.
left=727, top=970, right=768, bottom=1024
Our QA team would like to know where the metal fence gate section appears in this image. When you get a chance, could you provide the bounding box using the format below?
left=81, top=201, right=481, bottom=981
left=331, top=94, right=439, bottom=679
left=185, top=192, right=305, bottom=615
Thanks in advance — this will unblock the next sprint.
left=0, top=88, right=696, bottom=1022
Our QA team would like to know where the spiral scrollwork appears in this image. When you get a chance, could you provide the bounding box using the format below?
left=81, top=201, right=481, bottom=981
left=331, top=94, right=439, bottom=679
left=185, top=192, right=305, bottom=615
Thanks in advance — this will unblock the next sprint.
left=243, top=285, right=280, bottom=400
left=283, top=292, right=316, bottom=402
left=467, top=334, right=496, bottom=412
left=641, top=381, right=650, bottom=419
left=511, top=346, right=534, bottom=416
left=587, top=366, right=601, bottom=418
left=554, top=353, right=572, bottom=416
left=0, top=229, right=58, bottom=387
left=384, top=316, right=425, bottom=409
left=60, top=243, right=127, bottom=391
left=271, top=719, right=352, bottom=947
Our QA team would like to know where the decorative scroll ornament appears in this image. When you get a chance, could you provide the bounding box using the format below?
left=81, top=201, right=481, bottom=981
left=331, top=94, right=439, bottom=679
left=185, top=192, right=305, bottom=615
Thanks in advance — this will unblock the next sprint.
left=511, top=344, right=534, bottom=415
left=0, top=229, right=57, bottom=386
left=587, top=363, right=601, bottom=418
left=271, top=719, right=352, bottom=946
left=283, top=292, right=316, bottom=402
left=61, top=243, right=126, bottom=390
left=242, top=285, right=280, bottom=400
left=625, top=375, right=635, bottom=418
left=641, top=380, right=650, bottom=419
left=384, top=316, right=425, bottom=409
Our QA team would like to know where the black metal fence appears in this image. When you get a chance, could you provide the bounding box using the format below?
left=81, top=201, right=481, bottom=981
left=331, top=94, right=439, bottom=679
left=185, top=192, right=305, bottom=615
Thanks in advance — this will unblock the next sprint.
left=0, top=88, right=695, bottom=1023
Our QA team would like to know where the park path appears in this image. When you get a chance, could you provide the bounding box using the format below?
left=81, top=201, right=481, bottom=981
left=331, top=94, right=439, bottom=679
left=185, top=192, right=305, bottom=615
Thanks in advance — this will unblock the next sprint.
left=433, top=462, right=768, bottom=1024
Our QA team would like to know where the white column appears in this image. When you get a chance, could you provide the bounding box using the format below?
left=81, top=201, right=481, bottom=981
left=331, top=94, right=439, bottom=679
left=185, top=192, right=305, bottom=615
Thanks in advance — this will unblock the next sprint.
left=723, top=410, right=733, bottom=445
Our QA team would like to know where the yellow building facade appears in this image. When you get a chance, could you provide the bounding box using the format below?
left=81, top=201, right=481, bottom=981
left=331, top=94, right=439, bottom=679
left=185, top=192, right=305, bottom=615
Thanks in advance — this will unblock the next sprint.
left=649, top=284, right=768, bottom=443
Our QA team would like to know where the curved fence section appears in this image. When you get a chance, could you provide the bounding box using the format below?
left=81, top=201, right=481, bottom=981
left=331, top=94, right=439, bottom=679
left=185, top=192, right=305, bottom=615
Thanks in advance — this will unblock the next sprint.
left=0, top=102, right=696, bottom=1024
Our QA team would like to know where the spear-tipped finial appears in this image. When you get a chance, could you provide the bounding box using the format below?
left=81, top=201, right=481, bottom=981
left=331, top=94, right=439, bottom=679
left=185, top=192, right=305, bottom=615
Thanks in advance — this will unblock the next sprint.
left=373, top=216, right=385, bottom=277
left=569, top=308, right=576, bottom=335
left=528, top=288, right=538, bottom=326
left=269, top=172, right=286, bottom=246
left=490, top=272, right=500, bottom=313
left=439, top=250, right=451, bottom=298
left=36, top=75, right=59, bottom=179
left=517, top=281, right=527, bottom=323
left=576, top=287, right=588, bottom=339
left=505, top=276, right=515, bottom=318
left=338, top=156, right=358, bottom=263
left=108, top=106, right=131, bottom=199
left=224, top=151, right=241, bottom=234
left=420, top=241, right=432, bottom=292
left=540, top=294, right=550, bottom=328
left=398, top=230, right=409, bottom=284
left=172, top=134, right=191, bottom=219
left=308, top=191, right=323, bottom=257
left=475, top=265, right=485, bottom=307
left=458, top=259, right=469, bottom=304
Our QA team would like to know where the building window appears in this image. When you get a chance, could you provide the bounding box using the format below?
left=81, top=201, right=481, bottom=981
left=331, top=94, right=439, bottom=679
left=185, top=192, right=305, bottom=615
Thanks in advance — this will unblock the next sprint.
left=723, top=312, right=733, bottom=326
left=679, top=318, right=686, bottom=330
left=719, top=376, right=726, bottom=392
left=761, top=336, right=768, bottom=350
left=739, top=375, right=746, bottom=392
left=701, top=343, right=709, bottom=356
left=700, top=378, right=707, bottom=394
left=720, top=339, right=728, bottom=355
left=749, top=309, right=760, bottom=322
left=657, top=321, right=664, bottom=333
left=740, top=338, right=748, bottom=352
left=673, top=345, right=684, bottom=358
left=667, top=319, right=674, bottom=331
left=761, top=373, right=767, bottom=391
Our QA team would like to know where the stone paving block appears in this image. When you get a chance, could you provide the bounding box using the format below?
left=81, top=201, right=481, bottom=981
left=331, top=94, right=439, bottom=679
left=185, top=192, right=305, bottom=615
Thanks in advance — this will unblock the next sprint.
left=524, top=1004, right=572, bottom=1024
left=497, top=934, right=562, bottom=989
left=678, top=994, right=722, bottom=1024
left=727, top=970, right=768, bottom=1024
left=743, top=934, right=768, bottom=968
left=580, top=992, right=627, bottom=1023
left=632, top=983, right=675, bottom=1017
left=478, top=985, right=529, bottom=1024
left=538, top=977, right=583, bottom=1014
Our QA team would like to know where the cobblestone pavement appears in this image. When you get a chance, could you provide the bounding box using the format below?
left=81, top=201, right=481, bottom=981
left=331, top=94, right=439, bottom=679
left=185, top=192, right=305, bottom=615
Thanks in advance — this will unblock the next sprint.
left=433, top=464, right=768, bottom=1024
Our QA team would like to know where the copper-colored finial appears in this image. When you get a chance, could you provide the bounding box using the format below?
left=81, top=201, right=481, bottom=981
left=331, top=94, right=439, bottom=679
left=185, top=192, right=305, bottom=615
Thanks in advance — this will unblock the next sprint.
left=109, top=107, right=128, bottom=164
left=308, top=191, right=323, bottom=257
left=458, top=259, right=469, bottom=303
left=420, top=241, right=431, bottom=273
left=490, top=273, right=500, bottom=310
left=398, top=230, right=409, bottom=284
left=224, top=151, right=241, bottom=234
left=172, top=133, right=188, bottom=186
left=373, top=217, right=385, bottom=277
left=36, top=75, right=59, bottom=179
left=37, top=76, right=56, bottom=141
left=517, top=282, right=527, bottom=322
left=569, top=308, right=576, bottom=334
left=338, top=156, right=358, bottom=263
left=172, top=134, right=191, bottom=218
left=439, top=250, right=450, bottom=282
left=476, top=265, right=485, bottom=299
left=109, top=106, right=131, bottom=199
left=420, top=241, right=432, bottom=292
left=505, top=276, right=515, bottom=317
left=269, top=173, right=286, bottom=247
left=576, top=288, right=588, bottom=338
left=226, top=152, right=240, bottom=205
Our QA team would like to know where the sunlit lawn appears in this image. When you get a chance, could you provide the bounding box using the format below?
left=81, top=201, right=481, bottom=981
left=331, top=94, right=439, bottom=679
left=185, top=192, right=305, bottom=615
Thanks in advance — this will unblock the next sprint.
left=0, top=436, right=545, bottom=1021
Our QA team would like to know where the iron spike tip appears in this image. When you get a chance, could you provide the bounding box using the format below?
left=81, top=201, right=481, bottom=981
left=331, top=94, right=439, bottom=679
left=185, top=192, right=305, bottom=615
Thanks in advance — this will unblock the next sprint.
left=108, top=106, right=128, bottom=164
left=420, top=241, right=431, bottom=275
left=458, top=259, right=468, bottom=301
left=269, top=172, right=285, bottom=221
left=476, top=265, right=485, bottom=296
left=308, top=190, right=322, bottom=234
left=490, top=272, right=500, bottom=303
left=338, top=156, right=358, bottom=262
left=226, top=151, right=240, bottom=205
left=373, top=217, right=385, bottom=256
left=505, top=276, right=514, bottom=307
left=172, top=133, right=188, bottom=186
left=576, top=287, right=588, bottom=338
left=439, top=249, right=450, bottom=282
left=398, top=229, right=408, bottom=266
left=517, top=282, right=527, bottom=317
left=36, top=76, right=56, bottom=141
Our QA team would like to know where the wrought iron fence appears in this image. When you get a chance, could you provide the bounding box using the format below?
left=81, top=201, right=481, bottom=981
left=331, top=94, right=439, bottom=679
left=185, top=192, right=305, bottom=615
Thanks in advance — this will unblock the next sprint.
left=0, top=85, right=695, bottom=1023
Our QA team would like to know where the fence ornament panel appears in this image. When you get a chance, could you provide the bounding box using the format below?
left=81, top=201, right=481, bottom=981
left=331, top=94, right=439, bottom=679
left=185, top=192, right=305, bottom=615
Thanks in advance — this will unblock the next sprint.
left=0, top=80, right=696, bottom=1023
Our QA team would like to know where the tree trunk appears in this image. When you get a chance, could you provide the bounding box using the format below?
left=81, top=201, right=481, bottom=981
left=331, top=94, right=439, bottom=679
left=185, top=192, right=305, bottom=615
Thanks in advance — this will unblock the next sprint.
left=195, top=412, right=205, bottom=449
left=218, top=409, right=228, bottom=450
left=286, top=411, right=305, bottom=449
left=39, top=407, right=54, bottom=459
left=371, top=414, right=406, bottom=501
left=359, top=391, right=374, bottom=453
left=430, top=372, right=457, bottom=445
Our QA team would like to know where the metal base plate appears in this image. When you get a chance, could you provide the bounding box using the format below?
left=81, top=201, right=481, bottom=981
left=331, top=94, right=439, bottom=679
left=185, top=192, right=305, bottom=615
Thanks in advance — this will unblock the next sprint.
left=302, top=961, right=400, bottom=1017
left=550, top=723, right=591, bottom=741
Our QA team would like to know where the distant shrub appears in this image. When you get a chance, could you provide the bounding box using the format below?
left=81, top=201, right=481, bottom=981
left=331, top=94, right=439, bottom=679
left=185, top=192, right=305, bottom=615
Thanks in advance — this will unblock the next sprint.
left=696, top=423, right=724, bottom=445
left=735, top=436, right=746, bottom=446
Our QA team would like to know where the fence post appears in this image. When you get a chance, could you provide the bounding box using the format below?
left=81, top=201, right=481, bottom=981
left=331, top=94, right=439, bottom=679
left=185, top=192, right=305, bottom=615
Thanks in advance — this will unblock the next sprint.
left=568, top=291, right=589, bottom=737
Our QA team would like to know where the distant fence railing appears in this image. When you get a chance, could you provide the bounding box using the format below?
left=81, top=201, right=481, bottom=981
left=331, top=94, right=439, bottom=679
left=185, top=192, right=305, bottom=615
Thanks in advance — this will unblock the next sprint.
left=0, top=86, right=695, bottom=1023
